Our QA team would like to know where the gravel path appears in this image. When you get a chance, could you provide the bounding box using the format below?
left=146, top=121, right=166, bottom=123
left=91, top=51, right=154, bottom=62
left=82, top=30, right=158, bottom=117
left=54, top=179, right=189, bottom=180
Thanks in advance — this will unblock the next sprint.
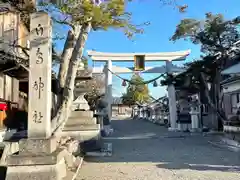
left=77, top=118, right=240, bottom=180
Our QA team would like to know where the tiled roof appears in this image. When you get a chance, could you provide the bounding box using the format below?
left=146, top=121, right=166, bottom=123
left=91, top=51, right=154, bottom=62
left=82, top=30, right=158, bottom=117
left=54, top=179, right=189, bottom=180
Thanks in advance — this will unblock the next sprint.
left=222, top=62, right=240, bottom=75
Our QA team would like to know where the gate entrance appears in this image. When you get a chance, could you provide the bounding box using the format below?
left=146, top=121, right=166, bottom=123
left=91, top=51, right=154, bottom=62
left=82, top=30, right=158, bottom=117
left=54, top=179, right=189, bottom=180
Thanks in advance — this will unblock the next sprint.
left=88, top=50, right=190, bottom=130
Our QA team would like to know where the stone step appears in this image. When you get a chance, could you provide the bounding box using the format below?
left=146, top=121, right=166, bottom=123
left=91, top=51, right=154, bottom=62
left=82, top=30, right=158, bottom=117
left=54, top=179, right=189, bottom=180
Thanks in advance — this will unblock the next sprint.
left=62, top=124, right=101, bottom=142
left=63, top=124, right=100, bottom=131
left=61, top=130, right=100, bottom=142
left=70, top=111, right=94, bottom=118
left=67, top=117, right=97, bottom=125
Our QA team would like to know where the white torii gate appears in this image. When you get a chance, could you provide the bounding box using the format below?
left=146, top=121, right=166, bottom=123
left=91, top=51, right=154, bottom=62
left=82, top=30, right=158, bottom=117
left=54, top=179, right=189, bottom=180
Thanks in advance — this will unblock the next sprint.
left=87, top=50, right=190, bottom=131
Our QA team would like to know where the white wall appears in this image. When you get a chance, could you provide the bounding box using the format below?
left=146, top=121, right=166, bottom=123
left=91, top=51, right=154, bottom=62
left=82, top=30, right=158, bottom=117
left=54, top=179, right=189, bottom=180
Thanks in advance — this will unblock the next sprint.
left=222, top=80, right=240, bottom=115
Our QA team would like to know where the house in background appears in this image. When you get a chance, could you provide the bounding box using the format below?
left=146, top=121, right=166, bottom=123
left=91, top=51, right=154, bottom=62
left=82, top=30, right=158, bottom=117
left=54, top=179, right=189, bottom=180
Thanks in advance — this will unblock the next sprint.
left=221, top=75, right=240, bottom=117
left=221, top=61, right=240, bottom=129
left=112, top=97, right=132, bottom=116
left=0, top=2, right=31, bottom=129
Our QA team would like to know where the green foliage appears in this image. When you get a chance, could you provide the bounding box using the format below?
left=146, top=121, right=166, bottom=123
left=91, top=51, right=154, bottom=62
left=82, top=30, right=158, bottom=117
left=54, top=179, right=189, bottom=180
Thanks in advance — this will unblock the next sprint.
left=170, top=13, right=240, bottom=123
left=171, top=13, right=240, bottom=55
left=39, top=0, right=149, bottom=39
left=170, top=13, right=240, bottom=87
left=122, top=74, right=150, bottom=105
left=81, top=56, right=88, bottom=68
left=160, top=55, right=220, bottom=93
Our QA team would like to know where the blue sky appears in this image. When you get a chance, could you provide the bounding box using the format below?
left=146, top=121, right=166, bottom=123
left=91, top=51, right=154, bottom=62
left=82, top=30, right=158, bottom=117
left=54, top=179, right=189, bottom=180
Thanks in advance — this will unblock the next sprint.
left=54, top=0, right=240, bottom=99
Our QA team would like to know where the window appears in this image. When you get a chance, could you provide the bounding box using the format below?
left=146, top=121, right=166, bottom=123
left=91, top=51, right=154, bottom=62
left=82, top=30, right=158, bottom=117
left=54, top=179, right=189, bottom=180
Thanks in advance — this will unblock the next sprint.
left=202, top=104, right=209, bottom=114
left=230, top=93, right=240, bottom=114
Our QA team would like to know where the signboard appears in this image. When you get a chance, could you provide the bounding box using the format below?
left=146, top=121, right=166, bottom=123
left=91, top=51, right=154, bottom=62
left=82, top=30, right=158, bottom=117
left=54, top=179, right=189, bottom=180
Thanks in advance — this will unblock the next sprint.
left=134, top=55, right=145, bottom=71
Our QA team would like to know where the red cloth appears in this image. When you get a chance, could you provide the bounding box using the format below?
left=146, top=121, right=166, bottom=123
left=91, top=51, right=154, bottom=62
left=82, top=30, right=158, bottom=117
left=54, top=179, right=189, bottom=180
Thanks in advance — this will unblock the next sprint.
left=0, top=103, right=7, bottom=111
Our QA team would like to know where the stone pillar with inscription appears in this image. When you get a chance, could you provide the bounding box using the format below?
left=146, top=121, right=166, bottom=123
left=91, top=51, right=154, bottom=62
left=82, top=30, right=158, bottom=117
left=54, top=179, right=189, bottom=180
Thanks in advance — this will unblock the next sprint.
left=6, top=12, right=67, bottom=180
left=28, top=16, right=52, bottom=139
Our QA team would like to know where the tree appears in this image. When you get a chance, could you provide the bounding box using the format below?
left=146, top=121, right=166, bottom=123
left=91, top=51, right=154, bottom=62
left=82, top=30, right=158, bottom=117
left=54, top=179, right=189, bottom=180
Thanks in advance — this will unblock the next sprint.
left=38, top=0, right=150, bottom=131
left=122, top=74, right=150, bottom=105
left=83, top=74, right=105, bottom=110
left=171, top=13, right=240, bottom=129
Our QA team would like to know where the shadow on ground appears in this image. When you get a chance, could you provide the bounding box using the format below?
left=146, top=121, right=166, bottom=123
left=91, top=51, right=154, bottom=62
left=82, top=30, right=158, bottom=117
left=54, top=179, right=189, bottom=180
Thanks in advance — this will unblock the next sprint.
left=85, top=118, right=240, bottom=172
left=156, top=162, right=240, bottom=172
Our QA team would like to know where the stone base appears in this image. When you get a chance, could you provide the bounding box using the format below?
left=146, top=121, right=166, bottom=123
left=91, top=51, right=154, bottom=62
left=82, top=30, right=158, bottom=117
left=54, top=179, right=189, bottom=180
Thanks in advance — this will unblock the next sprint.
left=177, top=123, right=191, bottom=132
left=168, top=127, right=179, bottom=132
left=70, top=111, right=94, bottom=118
left=67, top=117, right=97, bottom=125
left=63, top=124, right=100, bottom=131
left=19, top=136, right=57, bottom=155
left=190, top=128, right=202, bottom=133
left=6, top=148, right=67, bottom=180
left=6, top=161, right=66, bottom=180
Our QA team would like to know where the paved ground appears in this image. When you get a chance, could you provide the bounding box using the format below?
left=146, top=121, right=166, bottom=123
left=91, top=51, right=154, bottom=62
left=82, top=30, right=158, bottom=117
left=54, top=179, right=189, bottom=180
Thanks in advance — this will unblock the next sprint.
left=77, top=118, right=240, bottom=180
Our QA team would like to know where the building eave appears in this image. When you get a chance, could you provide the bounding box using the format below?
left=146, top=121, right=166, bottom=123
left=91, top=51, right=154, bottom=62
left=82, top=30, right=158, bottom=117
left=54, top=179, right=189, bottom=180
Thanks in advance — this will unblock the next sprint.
left=221, top=76, right=240, bottom=86
left=222, top=62, right=240, bottom=75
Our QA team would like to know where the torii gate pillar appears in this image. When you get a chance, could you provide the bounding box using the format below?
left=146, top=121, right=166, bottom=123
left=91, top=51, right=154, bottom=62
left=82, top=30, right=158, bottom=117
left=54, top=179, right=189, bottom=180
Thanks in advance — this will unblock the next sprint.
left=104, top=60, right=113, bottom=120
left=166, top=61, right=177, bottom=131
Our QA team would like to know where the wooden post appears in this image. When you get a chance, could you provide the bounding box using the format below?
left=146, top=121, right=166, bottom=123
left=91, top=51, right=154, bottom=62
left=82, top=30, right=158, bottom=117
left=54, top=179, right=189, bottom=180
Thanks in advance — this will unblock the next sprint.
left=28, top=12, right=52, bottom=139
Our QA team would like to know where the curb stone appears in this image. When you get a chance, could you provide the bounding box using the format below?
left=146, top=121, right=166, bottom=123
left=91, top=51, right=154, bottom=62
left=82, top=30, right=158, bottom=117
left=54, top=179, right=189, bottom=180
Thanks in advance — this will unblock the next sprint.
left=220, top=137, right=240, bottom=148
left=208, top=140, right=240, bottom=152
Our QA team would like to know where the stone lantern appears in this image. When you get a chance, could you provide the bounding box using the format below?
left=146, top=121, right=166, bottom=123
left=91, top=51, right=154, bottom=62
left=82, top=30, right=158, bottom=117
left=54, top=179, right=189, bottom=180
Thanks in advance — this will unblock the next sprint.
left=189, top=95, right=201, bottom=132
left=132, top=105, right=139, bottom=118
left=73, top=63, right=93, bottom=111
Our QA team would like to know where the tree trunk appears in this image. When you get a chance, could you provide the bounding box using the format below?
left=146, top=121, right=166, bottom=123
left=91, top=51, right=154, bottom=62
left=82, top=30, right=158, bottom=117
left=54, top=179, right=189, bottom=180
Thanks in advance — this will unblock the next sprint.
left=214, top=69, right=224, bottom=130
left=58, top=30, right=75, bottom=88
left=51, top=23, right=91, bottom=134
left=57, top=26, right=81, bottom=106
left=200, top=72, right=226, bottom=123
left=58, top=26, right=81, bottom=88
